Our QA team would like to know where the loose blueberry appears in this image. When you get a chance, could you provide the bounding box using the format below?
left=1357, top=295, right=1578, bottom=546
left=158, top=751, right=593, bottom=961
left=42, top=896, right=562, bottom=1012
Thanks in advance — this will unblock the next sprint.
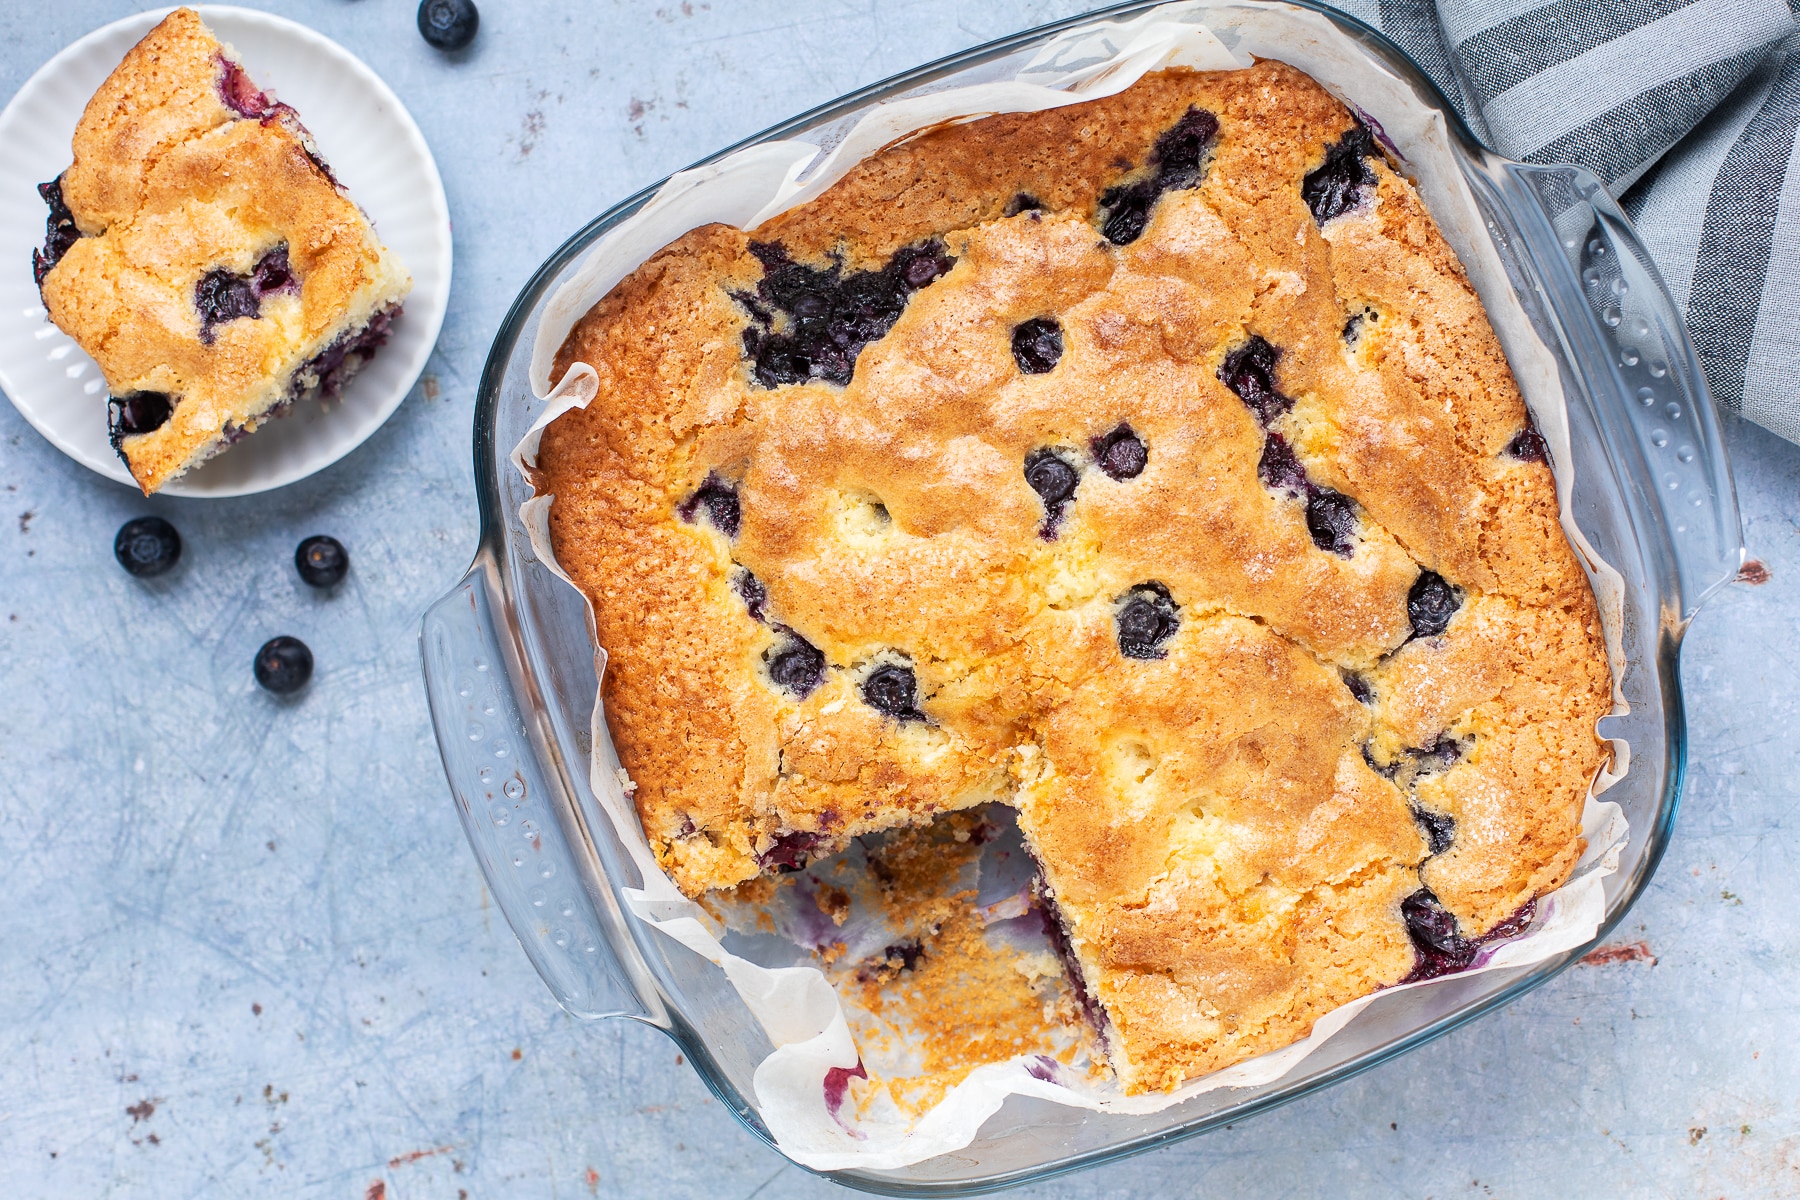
left=1116, top=582, right=1180, bottom=659
left=1407, top=570, right=1461, bottom=638
left=1098, top=107, right=1219, bottom=245
left=107, top=392, right=174, bottom=451
left=677, top=474, right=740, bottom=538
left=768, top=635, right=826, bottom=698
left=1092, top=425, right=1147, bottom=480
left=113, top=516, right=181, bottom=577
left=1218, top=336, right=1292, bottom=425
left=254, top=635, right=314, bottom=694
left=861, top=663, right=922, bottom=720
left=294, top=535, right=348, bottom=588
left=1413, top=806, right=1456, bottom=855
left=1257, top=432, right=1309, bottom=496
left=32, top=176, right=81, bottom=287
left=1011, top=317, right=1064, bottom=374
left=417, top=0, right=479, bottom=50
left=737, top=239, right=953, bottom=388
left=1305, top=489, right=1358, bottom=555
left=1302, top=122, right=1379, bottom=225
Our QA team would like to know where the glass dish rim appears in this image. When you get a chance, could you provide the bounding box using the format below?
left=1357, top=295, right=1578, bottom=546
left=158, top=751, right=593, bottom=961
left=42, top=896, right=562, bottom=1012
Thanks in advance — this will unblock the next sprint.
left=454, top=0, right=1730, bottom=1191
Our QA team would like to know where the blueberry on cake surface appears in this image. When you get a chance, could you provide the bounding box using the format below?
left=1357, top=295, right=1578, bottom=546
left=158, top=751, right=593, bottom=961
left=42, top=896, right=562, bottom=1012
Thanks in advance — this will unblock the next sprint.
left=532, top=62, right=1613, bottom=1093
left=33, top=9, right=411, bottom=494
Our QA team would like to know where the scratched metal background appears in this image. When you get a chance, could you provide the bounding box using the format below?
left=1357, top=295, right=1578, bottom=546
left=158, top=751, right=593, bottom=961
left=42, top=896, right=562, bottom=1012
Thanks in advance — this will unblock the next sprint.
left=0, top=1, right=1794, bottom=1196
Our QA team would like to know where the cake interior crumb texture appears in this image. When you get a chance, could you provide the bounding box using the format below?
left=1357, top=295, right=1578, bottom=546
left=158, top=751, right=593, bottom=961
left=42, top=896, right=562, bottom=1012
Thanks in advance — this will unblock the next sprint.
left=33, top=8, right=411, bottom=494
left=534, top=61, right=1614, bottom=1094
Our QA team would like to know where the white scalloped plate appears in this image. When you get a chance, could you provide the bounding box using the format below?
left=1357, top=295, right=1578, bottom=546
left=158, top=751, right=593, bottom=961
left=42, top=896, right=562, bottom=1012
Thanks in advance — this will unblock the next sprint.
left=0, top=6, right=452, bottom=497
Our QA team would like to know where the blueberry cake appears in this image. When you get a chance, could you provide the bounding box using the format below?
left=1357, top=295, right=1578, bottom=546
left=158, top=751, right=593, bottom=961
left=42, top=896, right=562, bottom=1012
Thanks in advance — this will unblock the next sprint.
left=533, top=61, right=1613, bottom=1093
left=33, top=9, right=411, bottom=493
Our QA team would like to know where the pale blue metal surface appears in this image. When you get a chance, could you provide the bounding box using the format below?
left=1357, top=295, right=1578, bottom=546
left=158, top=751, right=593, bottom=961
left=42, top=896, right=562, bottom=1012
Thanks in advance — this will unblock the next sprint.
left=0, top=2, right=1794, bottom=1196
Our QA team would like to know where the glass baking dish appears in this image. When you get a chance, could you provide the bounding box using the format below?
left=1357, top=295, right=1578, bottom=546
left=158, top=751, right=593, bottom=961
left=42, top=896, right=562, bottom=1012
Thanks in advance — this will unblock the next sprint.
left=420, top=1, right=1745, bottom=1190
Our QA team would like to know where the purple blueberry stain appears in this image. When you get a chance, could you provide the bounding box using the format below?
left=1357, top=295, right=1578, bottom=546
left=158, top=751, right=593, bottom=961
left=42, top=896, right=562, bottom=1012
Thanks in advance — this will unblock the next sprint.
left=677, top=473, right=740, bottom=538
left=1116, top=582, right=1179, bottom=660
left=1302, top=121, right=1380, bottom=225
left=1003, top=192, right=1045, bottom=217
left=31, top=176, right=81, bottom=287
left=736, top=239, right=954, bottom=388
left=1342, top=670, right=1374, bottom=704
left=823, top=1061, right=868, bottom=1132
left=1092, top=424, right=1147, bottom=480
left=194, top=244, right=299, bottom=345
left=1407, top=570, right=1461, bottom=638
left=1011, top=317, right=1064, bottom=374
left=1099, top=107, right=1220, bottom=246
left=1219, top=336, right=1292, bottom=426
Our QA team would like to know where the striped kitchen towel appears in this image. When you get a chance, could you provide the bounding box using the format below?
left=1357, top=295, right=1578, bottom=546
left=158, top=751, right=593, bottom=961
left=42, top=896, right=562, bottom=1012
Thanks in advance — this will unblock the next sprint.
left=1320, top=0, right=1800, bottom=442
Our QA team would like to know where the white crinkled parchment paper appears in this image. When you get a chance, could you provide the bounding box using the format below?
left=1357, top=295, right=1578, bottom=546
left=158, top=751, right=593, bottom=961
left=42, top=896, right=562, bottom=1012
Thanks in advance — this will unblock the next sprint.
left=510, top=1, right=1633, bottom=1172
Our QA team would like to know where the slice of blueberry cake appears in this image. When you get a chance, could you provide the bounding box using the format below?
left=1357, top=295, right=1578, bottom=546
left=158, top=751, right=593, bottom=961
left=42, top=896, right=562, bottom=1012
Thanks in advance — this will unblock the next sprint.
left=33, top=8, right=410, bottom=493
left=532, top=62, right=1614, bottom=1093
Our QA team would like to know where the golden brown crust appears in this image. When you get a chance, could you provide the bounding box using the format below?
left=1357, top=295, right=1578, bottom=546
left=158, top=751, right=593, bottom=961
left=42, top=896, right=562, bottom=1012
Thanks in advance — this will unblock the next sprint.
left=39, top=9, right=411, bottom=493
left=536, top=61, right=1613, bottom=1091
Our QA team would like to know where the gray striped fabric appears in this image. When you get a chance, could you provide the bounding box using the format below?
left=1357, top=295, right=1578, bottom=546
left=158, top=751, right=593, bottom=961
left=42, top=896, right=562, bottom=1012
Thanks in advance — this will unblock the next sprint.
left=1316, top=0, right=1800, bottom=442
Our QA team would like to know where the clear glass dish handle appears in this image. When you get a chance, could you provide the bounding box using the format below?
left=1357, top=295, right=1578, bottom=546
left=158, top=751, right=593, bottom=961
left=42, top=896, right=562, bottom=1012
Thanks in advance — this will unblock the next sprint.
left=1506, top=163, right=1746, bottom=623
left=421, top=560, right=650, bottom=1020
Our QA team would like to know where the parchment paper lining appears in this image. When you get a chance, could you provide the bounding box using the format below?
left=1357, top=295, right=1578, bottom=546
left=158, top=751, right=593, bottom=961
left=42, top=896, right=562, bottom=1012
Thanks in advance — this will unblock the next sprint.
left=509, top=1, right=1632, bottom=1171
